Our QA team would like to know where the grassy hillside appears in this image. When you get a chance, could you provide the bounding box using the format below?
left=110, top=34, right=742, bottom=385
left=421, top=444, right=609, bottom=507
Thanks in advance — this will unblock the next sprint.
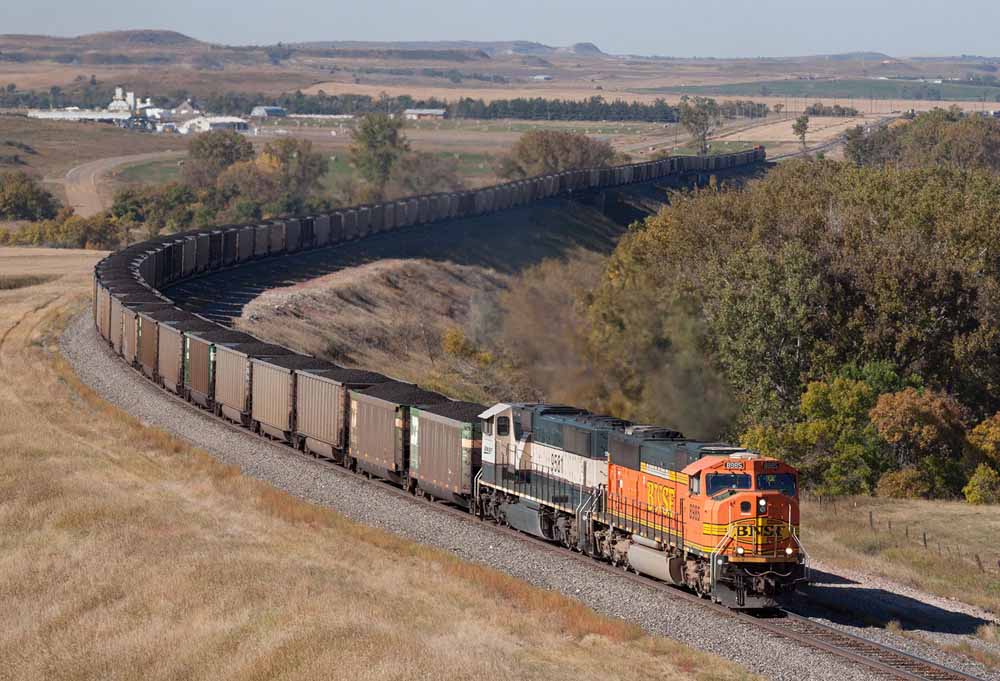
left=803, top=496, right=1000, bottom=615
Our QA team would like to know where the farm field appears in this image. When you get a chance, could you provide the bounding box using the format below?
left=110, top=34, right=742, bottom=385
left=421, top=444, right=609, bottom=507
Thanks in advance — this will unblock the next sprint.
left=0, top=246, right=756, bottom=681
left=657, top=78, right=1000, bottom=104
left=299, top=80, right=992, bottom=116
left=0, top=115, right=181, bottom=180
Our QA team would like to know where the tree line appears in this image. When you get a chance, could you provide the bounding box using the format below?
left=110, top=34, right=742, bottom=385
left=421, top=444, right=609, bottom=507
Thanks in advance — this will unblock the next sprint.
left=3, top=80, right=771, bottom=125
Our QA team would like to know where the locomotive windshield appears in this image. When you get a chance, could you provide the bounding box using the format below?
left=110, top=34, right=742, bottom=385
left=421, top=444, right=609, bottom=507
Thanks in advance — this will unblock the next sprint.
left=706, top=473, right=751, bottom=496
left=757, top=473, right=796, bottom=496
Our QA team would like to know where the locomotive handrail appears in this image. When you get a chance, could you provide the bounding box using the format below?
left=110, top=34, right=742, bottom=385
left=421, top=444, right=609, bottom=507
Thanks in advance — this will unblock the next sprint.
left=709, top=525, right=735, bottom=596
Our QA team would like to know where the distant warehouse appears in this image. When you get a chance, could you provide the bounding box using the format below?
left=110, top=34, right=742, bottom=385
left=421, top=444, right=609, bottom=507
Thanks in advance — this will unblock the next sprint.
left=402, top=108, right=447, bottom=121
left=179, top=116, right=249, bottom=135
left=250, top=106, right=288, bottom=118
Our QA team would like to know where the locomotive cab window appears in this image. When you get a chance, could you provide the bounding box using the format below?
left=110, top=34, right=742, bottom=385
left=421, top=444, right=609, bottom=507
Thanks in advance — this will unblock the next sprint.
left=706, top=473, right=751, bottom=496
left=483, top=419, right=493, bottom=436
left=688, top=474, right=701, bottom=496
left=496, top=416, right=510, bottom=437
left=757, top=473, right=796, bottom=496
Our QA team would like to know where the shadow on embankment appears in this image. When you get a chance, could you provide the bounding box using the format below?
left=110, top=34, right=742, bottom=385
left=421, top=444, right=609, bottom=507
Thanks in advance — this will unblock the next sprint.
left=782, top=568, right=998, bottom=636
left=166, top=168, right=765, bottom=324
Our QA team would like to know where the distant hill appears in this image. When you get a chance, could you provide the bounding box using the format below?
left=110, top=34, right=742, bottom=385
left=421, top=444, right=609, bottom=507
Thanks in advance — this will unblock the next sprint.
left=819, top=51, right=893, bottom=61
left=562, top=42, right=606, bottom=56
left=291, top=39, right=608, bottom=58
left=75, top=30, right=200, bottom=46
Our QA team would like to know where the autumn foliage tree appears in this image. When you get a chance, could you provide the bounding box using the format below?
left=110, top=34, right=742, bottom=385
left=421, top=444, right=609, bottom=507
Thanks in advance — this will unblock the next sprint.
left=183, top=129, right=255, bottom=186
left=497, top=130, right=616, bottom=179
left=845, top=107, right=1000, bottom=172
left=0, top=171, right=60, bottom=220
left=585, top=159, right=1000, bottom=496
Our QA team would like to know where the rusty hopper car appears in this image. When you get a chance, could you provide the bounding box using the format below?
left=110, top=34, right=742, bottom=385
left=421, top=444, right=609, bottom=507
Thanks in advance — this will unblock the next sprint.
left=120, top=302, right=175, bottom=365
left=250, top=354, right=338, bottom=442
left=349, top=382, right=448, bottom=485
left=156, top=318, right=220, bottom=394
left=215, top=342, right=297, bottom=426
left=410, top=401, right=485, bottom=507
left=136, top=308, right=196, bottom=379
left=294, top=367, right=391, bottom=460
left=183, top=329, right=257, bottom=408
left=109, top=291, right=164, bottom=355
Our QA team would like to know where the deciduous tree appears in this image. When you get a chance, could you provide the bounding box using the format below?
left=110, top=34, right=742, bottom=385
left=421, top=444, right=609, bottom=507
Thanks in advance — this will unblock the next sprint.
left=792, top=115, right=810, bottom=150
left=677, top=96, right=722, bottom=155
left=350, top=113, right=409, bottom=199
left=497, top=130, right=615, bottom=179
left=184, top=129, right=255, bottom=187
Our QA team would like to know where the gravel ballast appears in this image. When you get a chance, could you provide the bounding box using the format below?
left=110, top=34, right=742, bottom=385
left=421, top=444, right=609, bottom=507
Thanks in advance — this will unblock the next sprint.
left=62, top=312, right=998, bottom=681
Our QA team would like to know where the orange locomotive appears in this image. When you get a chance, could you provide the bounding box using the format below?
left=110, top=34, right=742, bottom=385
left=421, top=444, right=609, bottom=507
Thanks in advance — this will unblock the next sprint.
left=595, top=430, right=807, bottom=608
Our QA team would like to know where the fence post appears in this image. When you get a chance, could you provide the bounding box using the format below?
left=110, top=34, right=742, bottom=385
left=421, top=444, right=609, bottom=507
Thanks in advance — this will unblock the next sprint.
left=869, top=510, right=875, bottom=531
left=975, top=554, right=984, bottom=572
left=888, top=520, right=892, bottom=533
left=923, top=531, right=928, bottom=548
left=905, top=525, right=909, bottom=539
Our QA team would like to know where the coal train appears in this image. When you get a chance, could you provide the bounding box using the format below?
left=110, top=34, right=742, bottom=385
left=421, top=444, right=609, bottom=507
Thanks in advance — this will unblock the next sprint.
left=93, top=146, right=808, bottom=608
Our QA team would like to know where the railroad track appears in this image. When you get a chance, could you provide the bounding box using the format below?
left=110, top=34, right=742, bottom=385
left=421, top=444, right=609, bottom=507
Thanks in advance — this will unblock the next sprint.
left=115, top=342, right=986, bottom=681
left=742, top=611, right=985, bottom=681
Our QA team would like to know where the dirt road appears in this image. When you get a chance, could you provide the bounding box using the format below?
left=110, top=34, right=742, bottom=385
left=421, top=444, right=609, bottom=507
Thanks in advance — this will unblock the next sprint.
left=60, top=150, right=185, bottom=217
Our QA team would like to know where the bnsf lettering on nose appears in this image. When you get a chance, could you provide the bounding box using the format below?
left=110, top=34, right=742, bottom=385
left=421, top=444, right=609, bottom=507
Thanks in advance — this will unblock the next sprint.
left=736, top=525, right=787, bottom=538
left=645, top=481, right=675, bottom=513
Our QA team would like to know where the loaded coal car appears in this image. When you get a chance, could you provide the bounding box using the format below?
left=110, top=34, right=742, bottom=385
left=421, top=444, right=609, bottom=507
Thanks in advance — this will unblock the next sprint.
left=214, top=341, right=296, bottom=427
left=108, top=289, right=165, bottom=354
left=135, top=308, right=203, bottom=379
left=294, top=366, right=391, bottom=461
left=119, top=302, right=175, bottom=365
left=156, top=317, right=222, bottom=395
left=409, top=400, right=484, bottom=507
left=182, top=328, right=257, bottom=409
left=348, top=381, right=448, bottom=486
left=249, top=354, right=339, bottom=443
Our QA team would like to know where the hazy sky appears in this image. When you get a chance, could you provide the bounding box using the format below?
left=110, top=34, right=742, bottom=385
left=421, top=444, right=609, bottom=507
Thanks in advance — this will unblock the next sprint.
left=4, top=0, right=999, bottom=58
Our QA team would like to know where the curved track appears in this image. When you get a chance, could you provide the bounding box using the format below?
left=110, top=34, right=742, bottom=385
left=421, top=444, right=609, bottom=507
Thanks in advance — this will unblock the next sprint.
left=88, top=149, right=989, bottom=681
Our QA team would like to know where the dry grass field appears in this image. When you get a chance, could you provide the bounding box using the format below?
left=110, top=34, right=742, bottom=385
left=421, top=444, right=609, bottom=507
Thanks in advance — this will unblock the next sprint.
left=0, top=115, right=181, bottom=179
left=302, top=80, right=987, bottom=116
left=0, top=246, right=757, bottom=681
left=802, top=497, right=1000, bottom=615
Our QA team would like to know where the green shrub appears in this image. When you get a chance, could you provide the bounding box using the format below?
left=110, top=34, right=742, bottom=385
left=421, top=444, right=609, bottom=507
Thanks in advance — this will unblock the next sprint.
left=963, top=464, right=1000, bottom=505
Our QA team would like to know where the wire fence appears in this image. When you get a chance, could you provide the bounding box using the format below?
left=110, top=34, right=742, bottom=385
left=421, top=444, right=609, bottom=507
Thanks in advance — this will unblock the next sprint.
left=805, top=494, right=1000, bottom=576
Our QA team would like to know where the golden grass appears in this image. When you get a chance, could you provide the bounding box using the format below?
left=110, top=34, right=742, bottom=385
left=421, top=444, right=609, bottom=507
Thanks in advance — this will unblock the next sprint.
left=0, top=273, right=58, bottom=289
left=0, top=246, right=757, bottom=681
left=886, top=621, right=1000, bottom=670
left=802, top=497, right=1000, bottom=614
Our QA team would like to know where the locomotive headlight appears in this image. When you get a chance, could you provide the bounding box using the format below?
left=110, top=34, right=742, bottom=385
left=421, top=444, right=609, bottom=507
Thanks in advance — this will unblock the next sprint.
left=736, top=547, right=745, bottom=555
left=758, top=498, right=767, bottom=512
left=785, top=547, right=794, bottom=556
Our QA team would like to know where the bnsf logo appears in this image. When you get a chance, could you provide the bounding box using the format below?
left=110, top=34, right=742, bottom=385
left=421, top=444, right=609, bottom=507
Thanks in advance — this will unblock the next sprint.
left=645, top=481, right=675, bottom=514
left=736, top=524, right=789, bottom=539
left=724, top=461, right=744, bottom=470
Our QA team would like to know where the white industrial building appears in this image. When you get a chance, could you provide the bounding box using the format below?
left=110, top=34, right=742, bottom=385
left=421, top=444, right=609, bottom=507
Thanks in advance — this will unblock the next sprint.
left=402, top=108, right=447, bottom=120
left=179, top=116, right=249, bottom=135
left=251, top=106, right=288, bottom=118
